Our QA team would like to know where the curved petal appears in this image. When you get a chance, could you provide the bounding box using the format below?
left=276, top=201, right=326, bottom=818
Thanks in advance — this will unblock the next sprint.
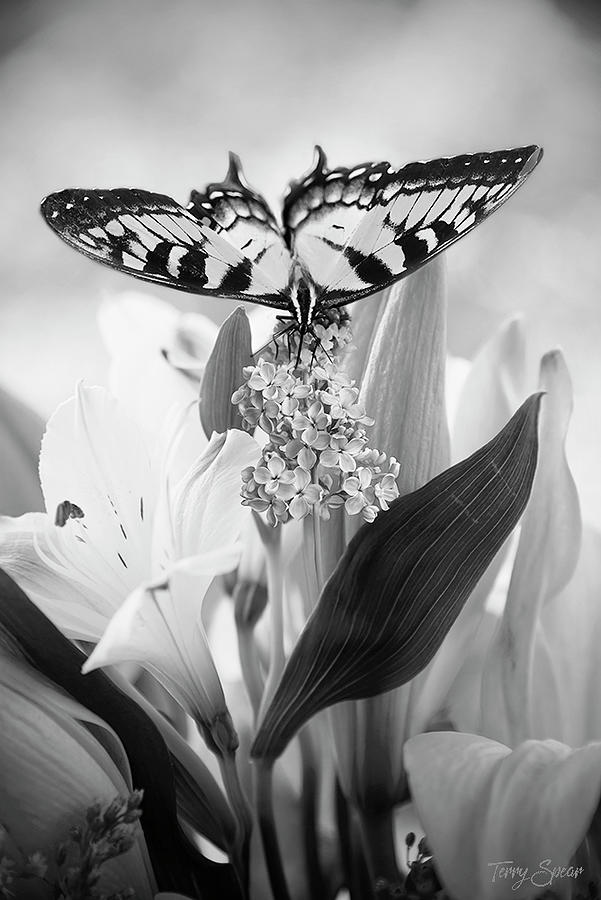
left=0, top=513, right=114, bottom=639
left=170, top=429, right=260, bottom=562
left=481, top=350, right=582, bottom=744
left=84, top=570, right=229, bottom=734
left=405, top=732, right=601, bottom=900
left=1, top=650, right=156, bottom=897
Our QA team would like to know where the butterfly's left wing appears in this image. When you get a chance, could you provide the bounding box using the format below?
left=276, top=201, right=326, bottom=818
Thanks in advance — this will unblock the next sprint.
left=186, top=152, right=292, bottom=288
left=41, top=186, right=291, bottom=309
left=284, top=145, right=542, bottom=306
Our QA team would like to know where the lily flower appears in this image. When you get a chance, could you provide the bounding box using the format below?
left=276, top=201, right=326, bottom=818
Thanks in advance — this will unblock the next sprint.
left=0, top=382, right=260, bottom=735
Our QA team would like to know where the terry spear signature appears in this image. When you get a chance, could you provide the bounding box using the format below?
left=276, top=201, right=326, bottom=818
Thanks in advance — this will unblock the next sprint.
left=488, top=859, right=584, bottom=891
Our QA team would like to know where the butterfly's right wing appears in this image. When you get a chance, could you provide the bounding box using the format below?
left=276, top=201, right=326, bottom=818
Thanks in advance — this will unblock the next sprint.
left=284, top=145, right=542, bottom=306
left=41, top=186, right=291, bottom=310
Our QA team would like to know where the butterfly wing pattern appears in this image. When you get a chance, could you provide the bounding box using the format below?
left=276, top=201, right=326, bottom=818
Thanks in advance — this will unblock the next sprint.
left=41, top=144, right=542, bottom=339
left=41, top=186, right=289, bottom=308
left=187, top=152, right=292, bottom=290
left=283, top=145, right=543, bottom=307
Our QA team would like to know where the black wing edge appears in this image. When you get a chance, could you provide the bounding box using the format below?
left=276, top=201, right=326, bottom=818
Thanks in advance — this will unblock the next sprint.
left=320, top=144, right=544, bottom=307
left=39, top=187, right=291, bottom=308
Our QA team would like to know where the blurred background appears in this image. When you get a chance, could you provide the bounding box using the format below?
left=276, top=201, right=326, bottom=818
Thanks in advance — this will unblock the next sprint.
left=1, top=0, right=600, bottom=519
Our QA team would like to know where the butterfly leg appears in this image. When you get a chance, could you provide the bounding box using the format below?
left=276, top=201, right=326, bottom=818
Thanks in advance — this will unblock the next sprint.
left=308, top=328, right=333, bottom=365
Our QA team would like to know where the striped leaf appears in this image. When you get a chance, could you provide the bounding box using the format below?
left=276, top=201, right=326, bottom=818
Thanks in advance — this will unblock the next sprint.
left=252, top=394, right=542, bottom=761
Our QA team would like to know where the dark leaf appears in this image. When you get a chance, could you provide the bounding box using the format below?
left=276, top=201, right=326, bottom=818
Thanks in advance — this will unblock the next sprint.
left=252, top=394, right=542, bottom=761
left=0, top=569, right=242, bottom=900
left=200, top=307, right=252, bottom=438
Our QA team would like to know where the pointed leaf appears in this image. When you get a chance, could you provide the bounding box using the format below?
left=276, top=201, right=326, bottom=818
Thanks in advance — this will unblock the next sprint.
left=0, top=568, right=242, bottom=898
left=200, top=307, right=252, bottom=437
left=252, top=394, right=542, bottom=761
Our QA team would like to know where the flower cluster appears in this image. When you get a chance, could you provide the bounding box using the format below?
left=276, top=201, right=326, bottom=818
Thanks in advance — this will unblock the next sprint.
left=232, top=322, right=400, bottom=525
left=0, top=793, right=142, bottom=900
left=56, top=792, right=143, bottom=900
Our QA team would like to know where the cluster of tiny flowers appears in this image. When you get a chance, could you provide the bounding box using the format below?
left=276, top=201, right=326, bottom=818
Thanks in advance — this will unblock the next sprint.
left=232, top=321, right=400, bottom=526
left=54, top=792, right=143, bottom=900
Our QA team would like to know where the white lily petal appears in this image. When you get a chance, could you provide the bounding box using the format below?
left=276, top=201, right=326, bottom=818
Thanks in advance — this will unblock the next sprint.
left=405, top=732, right=601, bottom=900
left=1, top=651, right=155, bottom=896
left=452, top=316, right=527, bottom=462
left=171, top=429, right=260, bottom=561
left=0, top=513, right=113, bottom=639
left=481, top=350, right=582, bottom=745
left=39, top=385, right=155, bottom=602
left=84, top=570, right=227, bottom=728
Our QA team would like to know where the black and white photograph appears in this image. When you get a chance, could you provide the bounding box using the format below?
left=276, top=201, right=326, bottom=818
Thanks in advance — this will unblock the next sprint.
left=1, top=1, right=600, bottom=898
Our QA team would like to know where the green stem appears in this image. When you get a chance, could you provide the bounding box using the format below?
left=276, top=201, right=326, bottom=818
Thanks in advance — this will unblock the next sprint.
left=357, top=805, right=402, bottom=896
left=298, top=727, right=327, bottom=898
left=255, top=759, right=292, bottom=900
left=258, top=523, right=285, bottom=721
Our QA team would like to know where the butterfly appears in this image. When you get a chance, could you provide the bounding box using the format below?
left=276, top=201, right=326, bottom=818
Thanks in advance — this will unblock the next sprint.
left=41, top=144, right=542, bottom=355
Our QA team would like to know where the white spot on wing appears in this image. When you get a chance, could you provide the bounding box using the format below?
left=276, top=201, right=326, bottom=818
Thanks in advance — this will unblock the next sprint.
left=205, top=255, right=231, bottom=287
left=167, top=246, right=188, bottom=277
left=415, top=228, right=439, bottom=252
left=105, top=219, right=125, bottom=237
left=89, top=226, right=107, bottom=239
left=374, top=241, right=405, bottom=273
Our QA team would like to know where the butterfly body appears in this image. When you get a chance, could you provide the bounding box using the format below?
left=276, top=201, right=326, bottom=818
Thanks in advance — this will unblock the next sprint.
left=41, top=145, right=542, bottom=353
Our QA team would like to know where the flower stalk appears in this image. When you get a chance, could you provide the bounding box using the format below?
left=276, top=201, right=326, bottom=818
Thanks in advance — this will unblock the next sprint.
left=357, top=807, right=402, bottom=895
left=298, top=727, right=327, bottom=899
left=254, top=758, right=292, bottom=900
